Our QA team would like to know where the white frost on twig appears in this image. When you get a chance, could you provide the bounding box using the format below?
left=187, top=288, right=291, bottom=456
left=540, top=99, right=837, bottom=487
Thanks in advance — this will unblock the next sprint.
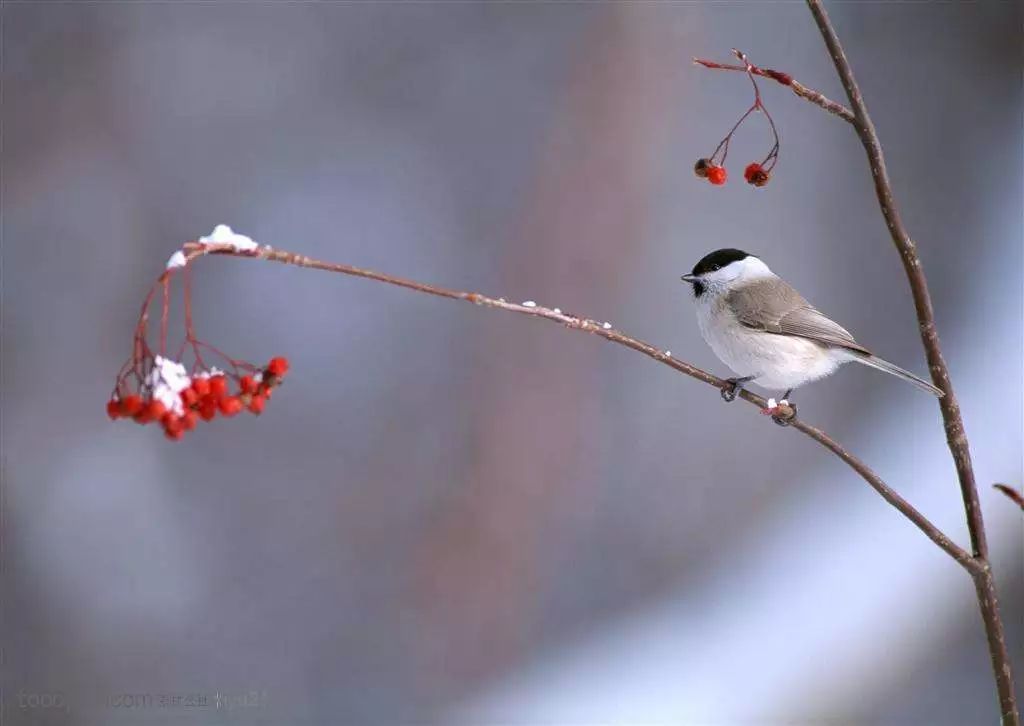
left=522, top=301, right=537, bottom=308
left=602, top=322, right=612, bottom=330
left=166, top=250, right=187, bottom=270
left=665, top=351, right=672, bottom=358
left=766, top=398, right=777, bottom=409
left=199, top=224, right=260, bottom=252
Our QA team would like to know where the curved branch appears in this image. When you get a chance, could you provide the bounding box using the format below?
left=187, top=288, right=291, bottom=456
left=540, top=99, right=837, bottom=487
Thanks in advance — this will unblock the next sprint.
left=184, top=240, right=975, bottom=572
left=994, top=484, right=1024, bottom=511
left=804, top=2, right=1018, bottom=722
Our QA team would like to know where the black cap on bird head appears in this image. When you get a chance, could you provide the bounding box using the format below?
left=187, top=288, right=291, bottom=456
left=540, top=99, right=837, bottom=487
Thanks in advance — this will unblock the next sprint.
left=680, top=248, right=752, bottom=297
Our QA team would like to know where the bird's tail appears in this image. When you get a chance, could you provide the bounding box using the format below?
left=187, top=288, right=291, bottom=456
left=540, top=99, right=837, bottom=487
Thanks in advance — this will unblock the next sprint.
left=849, top=351, right=943, bottom=397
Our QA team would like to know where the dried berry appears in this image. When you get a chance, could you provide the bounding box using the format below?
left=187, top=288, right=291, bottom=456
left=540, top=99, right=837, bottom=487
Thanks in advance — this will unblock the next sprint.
left=744, top=163, right=770, bottom=187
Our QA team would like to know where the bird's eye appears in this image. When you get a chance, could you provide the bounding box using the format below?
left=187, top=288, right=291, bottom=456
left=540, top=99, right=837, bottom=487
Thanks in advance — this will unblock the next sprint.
left=710, top=264, right=720, bottom=271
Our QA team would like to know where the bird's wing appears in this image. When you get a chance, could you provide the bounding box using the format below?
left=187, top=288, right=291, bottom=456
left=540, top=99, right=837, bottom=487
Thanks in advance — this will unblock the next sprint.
left=727, top=278, right=871, bottom=354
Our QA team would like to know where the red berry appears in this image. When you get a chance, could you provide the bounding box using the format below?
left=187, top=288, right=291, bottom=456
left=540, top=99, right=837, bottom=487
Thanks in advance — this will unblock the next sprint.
left=180, top=387, right=199, bottom=408
left=208, top=375, right=228, bottom=398
left=165, top=427, right=185, bottom=441
left=266, top=357, right=289, bottom=377
left=191, top=377, right=211, bottom=397
left=148, top=400, right=167, bottom=421
left=106, top=399, right=121, bottom=420
left=707, top=166, right=727, bottom=185
left=219, top=396, right=243, bottom=417
left=247, top=394, right=266, bottom=415
left=120, top=394, right=143, bottom=416
left=198, top=398, right=218, bottom=421
left=239, top=375, right=257, bottom=394
left=135, top=399, right=166, bottom=424
left=744, top=163, right=770, bottom=187
left=181, top=411, right=198, bottom=431
left=162, top=413, right=183, bottom=435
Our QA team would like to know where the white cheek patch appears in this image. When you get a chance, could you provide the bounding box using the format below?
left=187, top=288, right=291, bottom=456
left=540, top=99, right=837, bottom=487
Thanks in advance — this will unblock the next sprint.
left=702, top=256, right=774, bottom=288
left=729, top=256, right=773, bottom=281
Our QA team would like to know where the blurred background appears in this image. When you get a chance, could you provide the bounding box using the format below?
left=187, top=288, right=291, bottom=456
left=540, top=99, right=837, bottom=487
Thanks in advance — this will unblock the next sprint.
left=3, top=2, right=1022, bottom=725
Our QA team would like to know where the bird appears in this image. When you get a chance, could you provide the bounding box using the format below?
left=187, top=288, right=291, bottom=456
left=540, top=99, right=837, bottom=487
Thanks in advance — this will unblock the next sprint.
left=680, top=248, right=942, bottom=424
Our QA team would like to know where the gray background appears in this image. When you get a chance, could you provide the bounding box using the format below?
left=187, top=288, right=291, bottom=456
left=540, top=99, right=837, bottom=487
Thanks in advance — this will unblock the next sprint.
left=3, top=2, right=1022, bottom=725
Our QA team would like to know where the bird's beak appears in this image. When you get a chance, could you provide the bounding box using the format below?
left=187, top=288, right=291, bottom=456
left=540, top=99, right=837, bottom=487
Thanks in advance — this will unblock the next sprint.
left=680, top=274, right=698, bottom=283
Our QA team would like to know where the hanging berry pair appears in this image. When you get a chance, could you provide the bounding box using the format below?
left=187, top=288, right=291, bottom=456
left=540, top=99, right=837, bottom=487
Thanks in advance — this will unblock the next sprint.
left=694, top=50, right=780, bottom=188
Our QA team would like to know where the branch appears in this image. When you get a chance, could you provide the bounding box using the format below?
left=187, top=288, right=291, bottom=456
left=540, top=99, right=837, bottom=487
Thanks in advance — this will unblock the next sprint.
left=184, top=240, right=976, bottom=572
left=994, top=484, right=1024, bottom=511
left=804, top=2, right=1018, bottom=722
left=803, top=0, right=984, bottom=555
left=693, top=55, right=855, bottom=124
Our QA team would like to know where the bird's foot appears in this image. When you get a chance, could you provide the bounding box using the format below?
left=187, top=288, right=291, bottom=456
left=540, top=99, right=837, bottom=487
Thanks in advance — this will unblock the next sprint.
left=761, top=398, right=797, bottom=427
left=720, top=376, right=754, bottom=403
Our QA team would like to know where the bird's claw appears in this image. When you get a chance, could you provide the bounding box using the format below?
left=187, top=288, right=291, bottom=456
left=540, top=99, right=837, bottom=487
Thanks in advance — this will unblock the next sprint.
left=720, top=379, right=741, bottom=402
left=761, top=398, right=797, bottom=427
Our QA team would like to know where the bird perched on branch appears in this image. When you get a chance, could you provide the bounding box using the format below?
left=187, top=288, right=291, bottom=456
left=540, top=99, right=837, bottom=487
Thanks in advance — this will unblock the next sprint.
left=681, top=248, right=942, bottom=424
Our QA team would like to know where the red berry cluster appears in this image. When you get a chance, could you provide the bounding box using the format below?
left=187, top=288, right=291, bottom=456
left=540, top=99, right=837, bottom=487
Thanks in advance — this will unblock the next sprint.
left=107, top=357, right=290, bottom=441
left=111, top=243, right=293, bottom=442
left=694, top=51, right=780, bottom=189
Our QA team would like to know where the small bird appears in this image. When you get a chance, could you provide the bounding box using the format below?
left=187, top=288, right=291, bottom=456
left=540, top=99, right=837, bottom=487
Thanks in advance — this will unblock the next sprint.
left=680, top=248, right=942, bottom=423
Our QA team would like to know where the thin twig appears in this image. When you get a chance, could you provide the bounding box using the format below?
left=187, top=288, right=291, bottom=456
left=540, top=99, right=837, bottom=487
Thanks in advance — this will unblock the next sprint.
left=994, top=484, right=1024, bottom=511
left=693, top=56, right=855, bottom=124
left=804, top=2, right=1018, bottom=722
left=183, top=240, right=976, bottom=572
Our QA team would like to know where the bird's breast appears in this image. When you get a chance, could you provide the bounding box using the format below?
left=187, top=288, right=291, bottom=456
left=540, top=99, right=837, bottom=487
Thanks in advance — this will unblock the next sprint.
left=695, top=295, right=752, bottom=372
left=694, top=294, right=841, bottom=389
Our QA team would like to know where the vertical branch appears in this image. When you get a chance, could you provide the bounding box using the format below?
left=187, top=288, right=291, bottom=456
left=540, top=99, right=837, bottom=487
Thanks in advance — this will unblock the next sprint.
left=805, top=0, right=984, bottom=558
left=804, top=2, right=1018, bottom=722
